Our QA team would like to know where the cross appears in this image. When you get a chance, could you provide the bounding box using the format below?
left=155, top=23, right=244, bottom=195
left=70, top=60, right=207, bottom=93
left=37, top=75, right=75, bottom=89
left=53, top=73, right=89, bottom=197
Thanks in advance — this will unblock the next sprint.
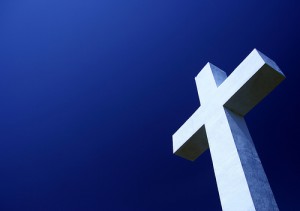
left=173, top=49, right=285, bottom=211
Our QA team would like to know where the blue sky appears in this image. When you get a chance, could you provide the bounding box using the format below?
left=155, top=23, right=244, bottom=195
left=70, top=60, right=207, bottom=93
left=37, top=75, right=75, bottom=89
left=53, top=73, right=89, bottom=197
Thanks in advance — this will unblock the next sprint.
left=0, top=1, right=299, bottom=210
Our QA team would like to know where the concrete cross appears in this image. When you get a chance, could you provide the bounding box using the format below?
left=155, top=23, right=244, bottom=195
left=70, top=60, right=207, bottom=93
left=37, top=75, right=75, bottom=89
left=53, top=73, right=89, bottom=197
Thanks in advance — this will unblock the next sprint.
left=173, top=49, right=285, bottom=211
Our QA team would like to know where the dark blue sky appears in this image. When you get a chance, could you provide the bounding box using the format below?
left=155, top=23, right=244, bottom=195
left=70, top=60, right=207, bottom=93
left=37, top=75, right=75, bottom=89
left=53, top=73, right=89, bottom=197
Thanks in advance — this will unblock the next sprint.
left=0, top=1, right=299, bottom=210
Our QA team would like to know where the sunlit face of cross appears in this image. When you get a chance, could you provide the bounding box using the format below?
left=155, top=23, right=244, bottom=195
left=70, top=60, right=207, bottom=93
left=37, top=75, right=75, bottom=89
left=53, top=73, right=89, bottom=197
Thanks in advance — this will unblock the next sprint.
left=172, top=49, right=284, bottom=210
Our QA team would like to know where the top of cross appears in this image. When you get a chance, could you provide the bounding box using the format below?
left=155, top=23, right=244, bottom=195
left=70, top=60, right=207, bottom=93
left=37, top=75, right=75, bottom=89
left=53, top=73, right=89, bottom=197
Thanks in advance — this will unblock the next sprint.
left=173, top=49, right=285, bottom=161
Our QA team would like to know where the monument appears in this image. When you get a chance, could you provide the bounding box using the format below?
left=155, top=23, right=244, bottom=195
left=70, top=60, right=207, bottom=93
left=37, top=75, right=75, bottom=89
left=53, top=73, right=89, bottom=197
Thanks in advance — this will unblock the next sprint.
left=172, top=49, right=285, bottom=211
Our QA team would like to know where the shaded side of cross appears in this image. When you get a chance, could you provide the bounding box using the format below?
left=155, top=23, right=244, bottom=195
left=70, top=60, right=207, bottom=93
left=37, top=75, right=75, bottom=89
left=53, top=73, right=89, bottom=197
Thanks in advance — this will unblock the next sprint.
left=173, top=49, right=285, bottom=211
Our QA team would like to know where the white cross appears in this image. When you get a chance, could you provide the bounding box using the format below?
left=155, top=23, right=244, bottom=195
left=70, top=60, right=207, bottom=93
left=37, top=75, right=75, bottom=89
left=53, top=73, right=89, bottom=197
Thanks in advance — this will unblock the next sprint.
left=173, top=49, right=285, bottom=211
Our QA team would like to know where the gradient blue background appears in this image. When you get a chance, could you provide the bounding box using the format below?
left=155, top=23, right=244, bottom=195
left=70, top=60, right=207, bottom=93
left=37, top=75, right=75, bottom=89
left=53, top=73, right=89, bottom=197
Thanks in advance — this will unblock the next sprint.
left=0, top=1, right=299, bottom=210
